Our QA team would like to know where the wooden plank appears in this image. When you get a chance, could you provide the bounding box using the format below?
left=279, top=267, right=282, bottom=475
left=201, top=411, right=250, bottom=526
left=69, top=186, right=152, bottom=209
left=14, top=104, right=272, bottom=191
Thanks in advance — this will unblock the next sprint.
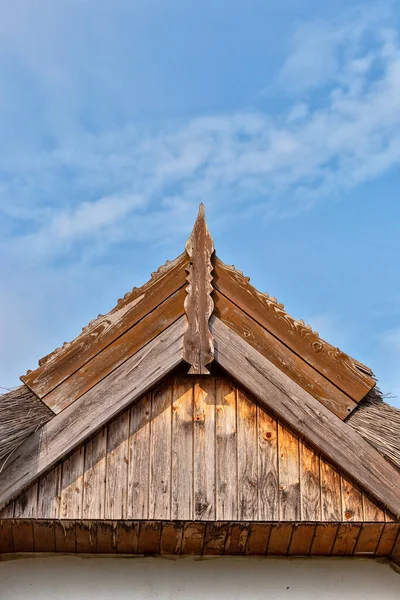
left=203, top=522, right=229, bottom=555
left=60, top=447, right=84, bottom=518
left=0, top=520, right=14, bottom=553
left=105, top=412, right=130, bottom=519
left=43, top=287, right=186, bottom=414
left=54, top=520, right=76, bottom=552
left=300, top=441, right=321, bottom=520
left=215, top=377, right=237, bottom=520
left=237, top=388, right=258, bottom=520
left=0, top=502, right=14, bottom=518
left=181, top=522, right=205, bottom=554
left=267, top=523, right=293, bottom=555
left=12, top=519, right=34, bottom=552
left=354, top=523, right=385, bottom=555
left=127, top=394, right=151, bottom=519
left=83, top=429, right=107, bottom=519
left=225, top=522, right=249, bottom=555
left=258, top=406, right=278, bottom=520
left=138, top=521, right=161, bottom=554
left=245, top=523, right=270, bottom=555
left=193, top=378, right=216, bottom=520
left=363, top=495, right=385, bottom=522
left=332, top=523, right=362, bottom=555
left=97, top=521, right=116, bottom=553
left=160, top=521, right=184, bottom=555
left=0, top=317, right=186, bottom=511
left=214, top=291, right=357, bottom=418
left=149, top=380, right=172, bottom=520
left=278, top=424, right=300, bottom=521
left=320, top=461, right=342, bottom=521
left=38, top=465, right=62, bottom=518
left=171, top=377, right=193, bottom=520
left=211, top=317, right=400, bottom=519
left=341, top=477, right=363, bottom=521
left=14, top=483, right=37, bottom=518
left=213, top=258, right=375, bottom=402
left=116, top=521, right=139, bottom=554
left=75, top=521, right=97, bottom=553
left=288, top=523, right=316, bottom=556
left=183, top=203, right=214, bottom=374
left=391, top=530, right=400, bottom=566
left=375, top=523, right=400, bottom=556
left=310, top=523, right=338, bottom=555
left=33, top=520, right=55, bottom=552
left=22, top=253, right=187, bottom=400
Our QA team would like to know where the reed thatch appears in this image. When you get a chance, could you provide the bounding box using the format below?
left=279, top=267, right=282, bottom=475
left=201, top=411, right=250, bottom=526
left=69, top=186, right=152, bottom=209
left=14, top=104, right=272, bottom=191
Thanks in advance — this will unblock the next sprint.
left=0, top=385, right=53, bottom=470
left=347, top=386, right=400, bottom=470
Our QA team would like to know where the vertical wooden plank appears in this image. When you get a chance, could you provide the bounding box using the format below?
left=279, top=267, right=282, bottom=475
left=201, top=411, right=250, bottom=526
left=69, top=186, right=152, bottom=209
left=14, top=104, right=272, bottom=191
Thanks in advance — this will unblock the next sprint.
left=38, top=466, right=62, bottom=519
left=341, top=477, right=363, bottom=521
left=14, top=483, right=37, bottom=518
left=363, top=495, right=385, bottom=521
left=224, top=523, right=249, bottom=555
left=97, top=521, right=117, bottom=553
left=171, top=377, right=193, bottom=520
left=181, top=522, right=206, bottom=554
left=116, top=521, right=139, bottom=554
left=127, top=394, right=151, bottom=519
left=60, top=447, right=84, bottom=519
left=138, top=521, right=161, bottom=554
left=310, top=523, right=339, bottom=556
left=245, top=523, right=270, bottom=555
left=288, top=524, right=316, bottom=556
left=76, top=521, right=97, bottom=553
left=194, top=378, right=216, bottom=520
left=203, top=522, right=229, bottom=555
left=391, top=531, right=400, bottom=566
left=160, top=522, right=184, bottom=555
left=375, top=523, right=400, bottom=557
left=267, top=523, right=293, bottom=555
left=33, top=520, right=55, bottom=552
left=237, top=388, right=258, bottom=520
left=278, top=424, right=300, bottom=520
left=83, top=429, right=107, bottom=519
left=105, top=412, right=130, bottom=519
left=12, top=520, right=34, bottom=552
left=149, top=380, right=172, bottom=520
left=320, top=460, right=342, bottom=521
left=354, top=523, right=385, bottom=555
left=258, top=406, right=278, bottom=520
left=0, top=520, right=14, bottom=553
left=300, top=441, right=321, bottom=520
left=54, top=520, right=76, bottom=552
left=216, top=377, right=237, bottom=520
left=0, top=502, right=14, bottom=518
left=332, top=523, right=362, bottom=555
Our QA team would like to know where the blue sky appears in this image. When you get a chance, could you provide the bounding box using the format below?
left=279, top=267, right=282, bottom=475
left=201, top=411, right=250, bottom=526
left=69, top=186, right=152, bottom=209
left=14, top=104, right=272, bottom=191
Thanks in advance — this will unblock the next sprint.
left=1, top=0, right=400, bottom=406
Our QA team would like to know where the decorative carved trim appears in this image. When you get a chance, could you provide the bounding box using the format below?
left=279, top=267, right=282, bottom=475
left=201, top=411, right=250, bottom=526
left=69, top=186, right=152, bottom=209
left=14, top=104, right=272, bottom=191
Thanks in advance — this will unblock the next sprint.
left=183, top=204, right=215, bottom=374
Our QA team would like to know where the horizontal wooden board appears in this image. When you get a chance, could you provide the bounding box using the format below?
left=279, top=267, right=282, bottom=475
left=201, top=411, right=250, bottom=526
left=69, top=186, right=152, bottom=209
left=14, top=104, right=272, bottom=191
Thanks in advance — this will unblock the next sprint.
left=213, top=258, right=375, bottom=402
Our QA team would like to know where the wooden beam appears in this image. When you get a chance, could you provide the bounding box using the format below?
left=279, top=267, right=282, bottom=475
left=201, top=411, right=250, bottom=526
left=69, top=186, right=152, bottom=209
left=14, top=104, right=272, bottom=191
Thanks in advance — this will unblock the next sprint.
left=183, top=203, right=214, bottom=374
left=0, top=317, right=187, bottom=511
left=211, top=317, right=400, bottom=518
left=213, top=258, right=375, bottom=402
left=22, top=253, right=188, bottom=400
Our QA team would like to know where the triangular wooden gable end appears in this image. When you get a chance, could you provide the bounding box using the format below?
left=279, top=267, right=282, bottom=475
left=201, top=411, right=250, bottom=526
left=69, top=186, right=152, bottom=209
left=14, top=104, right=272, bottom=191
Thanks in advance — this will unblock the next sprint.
left=1, top=205, right=399, bottom=563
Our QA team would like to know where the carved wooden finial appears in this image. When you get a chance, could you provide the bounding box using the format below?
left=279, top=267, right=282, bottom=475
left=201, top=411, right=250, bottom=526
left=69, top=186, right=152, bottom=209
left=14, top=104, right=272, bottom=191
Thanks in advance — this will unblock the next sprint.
left=183, top=203, right=215, bottom=375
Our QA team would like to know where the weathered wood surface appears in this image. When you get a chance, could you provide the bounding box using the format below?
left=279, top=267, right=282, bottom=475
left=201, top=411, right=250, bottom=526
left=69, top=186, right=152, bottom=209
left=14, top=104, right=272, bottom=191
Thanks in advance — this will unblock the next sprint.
left=183, top=203, right=214, bottom=374
left=213, top=258, right=375, bottom=402
left=0, top=317, right=187, bottom=511
left=211, top=317, right=400, bottom=519
left=44, top=286, right=186, bottom=413
left=214, top=291, right=357, bottom=419
left=3, top=375, right=386, bottom=524
left=22, top=253, right=188, bottom=402
left=1, top=519, right=399, bottom=560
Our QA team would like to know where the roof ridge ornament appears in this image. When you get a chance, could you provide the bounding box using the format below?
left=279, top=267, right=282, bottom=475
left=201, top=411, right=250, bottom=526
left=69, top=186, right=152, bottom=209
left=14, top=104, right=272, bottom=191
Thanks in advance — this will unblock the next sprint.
left=183, top=204, right=215, bottom=374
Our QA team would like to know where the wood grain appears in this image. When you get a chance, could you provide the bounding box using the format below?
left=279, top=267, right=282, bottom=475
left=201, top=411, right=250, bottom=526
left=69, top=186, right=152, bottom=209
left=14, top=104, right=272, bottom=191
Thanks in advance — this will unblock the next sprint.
left=83, top=430, right=107, bottom=519
left=22, top=253, right=188, bottom=400
left=341, top=477, right=363, bottom=522
left=258, top=406, right=278, bottom=520
left=104, top=412, right=129, bottom=519
left=60, top=447, right=84, bottom=519
left=216, top=377, right=237, bottom=520
left=149, top=380, right=172, bottom=520
left=278, top=424, right=300, bottom=521
left=320, top=461, right=342, bottom=521
left=237, top=388, right=258, bottom=520
left=193, top=378, right=216, bottom=520
left=213, top=258, right=375, bottom=402
left=171, top=377, right=193, bottom=519
left=127, top=395, right=151, bottom=519
left=300, top=441, right=321, bottom=520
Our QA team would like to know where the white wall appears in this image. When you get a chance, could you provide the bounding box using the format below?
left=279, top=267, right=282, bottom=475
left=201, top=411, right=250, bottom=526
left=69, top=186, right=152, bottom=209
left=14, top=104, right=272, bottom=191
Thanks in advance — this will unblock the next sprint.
left=0, top=556, right=398, bottom=600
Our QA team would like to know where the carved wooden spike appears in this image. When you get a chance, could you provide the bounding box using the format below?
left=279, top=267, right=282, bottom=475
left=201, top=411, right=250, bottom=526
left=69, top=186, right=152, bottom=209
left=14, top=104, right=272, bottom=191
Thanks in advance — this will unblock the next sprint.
left=183, top=204, right=215, bottom=375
